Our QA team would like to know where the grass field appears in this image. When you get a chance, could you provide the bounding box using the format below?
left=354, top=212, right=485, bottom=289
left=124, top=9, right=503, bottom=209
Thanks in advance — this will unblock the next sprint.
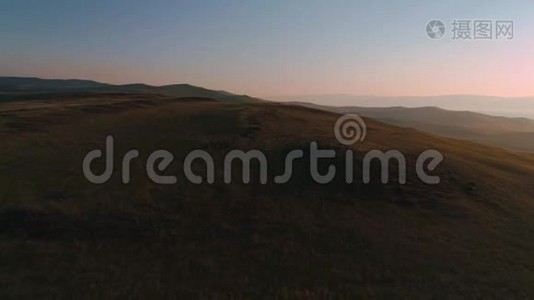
left=1, top=95, right=534, bottom=298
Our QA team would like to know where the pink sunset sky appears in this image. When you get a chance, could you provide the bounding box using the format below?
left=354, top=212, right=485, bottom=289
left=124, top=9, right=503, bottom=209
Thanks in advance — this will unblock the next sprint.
left=1, top=1, right=533, bottom=98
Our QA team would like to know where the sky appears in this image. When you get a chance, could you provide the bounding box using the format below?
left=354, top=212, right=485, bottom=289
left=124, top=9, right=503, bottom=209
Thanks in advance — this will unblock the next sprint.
left=1, top=0, right=533, bottom=98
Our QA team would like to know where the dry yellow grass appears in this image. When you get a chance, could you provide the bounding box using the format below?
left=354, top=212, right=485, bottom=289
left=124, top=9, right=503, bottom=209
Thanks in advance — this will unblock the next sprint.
left=1, top=95, right=534, bottom=298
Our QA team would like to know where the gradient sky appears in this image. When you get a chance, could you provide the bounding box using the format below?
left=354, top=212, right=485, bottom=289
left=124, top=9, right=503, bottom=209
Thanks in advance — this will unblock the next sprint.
left=1, top=0, right=533, bottom=98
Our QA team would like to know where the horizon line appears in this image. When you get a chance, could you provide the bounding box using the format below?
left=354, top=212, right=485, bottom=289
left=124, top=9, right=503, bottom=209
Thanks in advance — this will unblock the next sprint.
left=3, top=75, right=534, bottom=100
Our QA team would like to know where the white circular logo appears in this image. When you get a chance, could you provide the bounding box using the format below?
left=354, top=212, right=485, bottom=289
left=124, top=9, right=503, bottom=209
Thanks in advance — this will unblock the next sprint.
left=334, top=114, right=367, bottom=145
left=426, top=20, right=445, bottom=39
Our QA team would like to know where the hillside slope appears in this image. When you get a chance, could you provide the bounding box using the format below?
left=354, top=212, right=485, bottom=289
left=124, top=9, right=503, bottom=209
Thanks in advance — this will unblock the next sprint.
left=291, top=102, right=534, bottom=152
left=1, top=95, right=534, bottom=298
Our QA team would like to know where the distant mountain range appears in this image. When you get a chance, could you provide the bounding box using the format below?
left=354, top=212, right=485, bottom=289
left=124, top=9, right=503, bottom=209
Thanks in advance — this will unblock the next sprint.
left=4, top=76, right=534, bottom=152
left=292, top=102, right=534, bottom=152
left=0, top=76, right=263, bottom=103
left=275, top=94, right=534, bottom=119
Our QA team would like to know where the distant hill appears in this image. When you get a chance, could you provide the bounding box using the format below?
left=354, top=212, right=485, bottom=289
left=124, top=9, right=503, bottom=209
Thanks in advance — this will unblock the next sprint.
left=0, top=76, right=263, bottom=103
left=291, top=102, right=534, bottom=152
left=275, top=94, right=534, bottom=119
left=0, top=77, right=109, bottom=92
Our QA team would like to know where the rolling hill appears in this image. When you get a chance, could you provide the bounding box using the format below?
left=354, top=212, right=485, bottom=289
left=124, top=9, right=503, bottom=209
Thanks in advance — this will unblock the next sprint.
left=1, top=92, right=534, bottom=297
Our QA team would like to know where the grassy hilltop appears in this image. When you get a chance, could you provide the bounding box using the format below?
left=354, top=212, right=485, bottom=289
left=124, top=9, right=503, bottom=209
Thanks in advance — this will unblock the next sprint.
left=1, top=91, right=534, bottom=298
